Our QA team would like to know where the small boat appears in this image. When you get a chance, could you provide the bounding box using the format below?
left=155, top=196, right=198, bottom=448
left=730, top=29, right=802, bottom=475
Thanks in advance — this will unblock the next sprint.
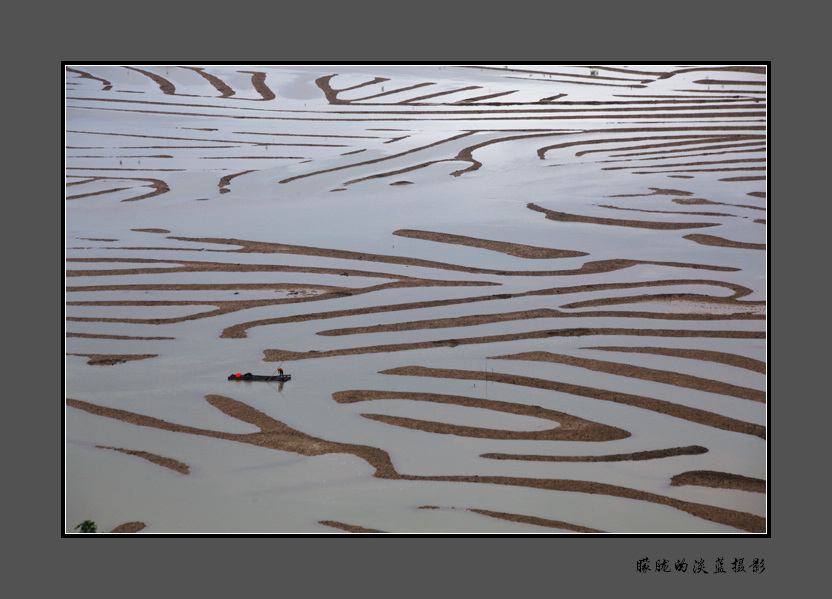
left=228, top=372, right=291, bottom=382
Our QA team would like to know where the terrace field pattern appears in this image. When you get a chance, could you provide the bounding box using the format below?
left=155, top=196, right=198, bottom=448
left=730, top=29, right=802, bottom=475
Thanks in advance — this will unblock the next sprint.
left=65, top=64, right=767, bottom=535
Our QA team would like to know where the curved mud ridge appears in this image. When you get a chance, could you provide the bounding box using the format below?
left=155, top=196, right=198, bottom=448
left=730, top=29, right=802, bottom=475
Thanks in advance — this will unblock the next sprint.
left=96, top=445, right=190, bottom=475
left=379, top=366, right=765, bottom=439
left=491, top=351, right=765, bottom=402
left=670, top=470, right=765, bottom=493
left=333, top=389, right=630, bottom=441
left=481, top=445, right=709, bottom=462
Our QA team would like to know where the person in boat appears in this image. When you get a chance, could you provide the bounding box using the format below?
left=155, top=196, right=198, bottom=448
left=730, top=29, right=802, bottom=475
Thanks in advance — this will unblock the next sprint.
left=278, top=367, right=284, bottom=376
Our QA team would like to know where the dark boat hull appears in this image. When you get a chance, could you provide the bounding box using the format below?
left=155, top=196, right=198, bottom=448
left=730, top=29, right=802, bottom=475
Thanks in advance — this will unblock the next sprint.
left=228, top=373, right=291, bottom=382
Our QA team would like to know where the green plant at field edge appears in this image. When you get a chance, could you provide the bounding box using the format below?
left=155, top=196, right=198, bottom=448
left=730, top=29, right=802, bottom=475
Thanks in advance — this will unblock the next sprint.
left=74, top=520, right=98, bottom=533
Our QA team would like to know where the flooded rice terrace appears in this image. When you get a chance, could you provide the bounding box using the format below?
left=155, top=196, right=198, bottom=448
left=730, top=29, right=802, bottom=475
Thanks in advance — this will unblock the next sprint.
left=65, top=64, right=767, bottom=534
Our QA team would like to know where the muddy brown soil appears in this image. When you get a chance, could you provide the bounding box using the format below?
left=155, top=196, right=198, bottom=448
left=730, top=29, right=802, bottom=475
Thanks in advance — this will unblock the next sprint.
left=65, top=395, right=765, bottom=533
